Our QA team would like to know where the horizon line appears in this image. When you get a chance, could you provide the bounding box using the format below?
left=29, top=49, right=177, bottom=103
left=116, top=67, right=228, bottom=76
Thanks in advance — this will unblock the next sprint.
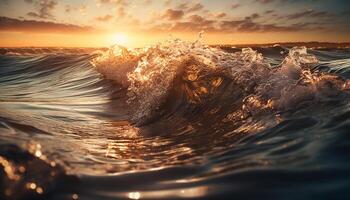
left=1, top=41, right=350, bottom=49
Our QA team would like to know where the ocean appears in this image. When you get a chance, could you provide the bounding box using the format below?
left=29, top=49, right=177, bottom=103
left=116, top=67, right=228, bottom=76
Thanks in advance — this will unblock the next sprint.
left=1, top=39, right=350, bottom=199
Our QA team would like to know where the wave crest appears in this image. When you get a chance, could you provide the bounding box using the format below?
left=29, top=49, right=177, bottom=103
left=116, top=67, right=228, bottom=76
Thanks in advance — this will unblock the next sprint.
left=92, top=39, right=349, bottom=125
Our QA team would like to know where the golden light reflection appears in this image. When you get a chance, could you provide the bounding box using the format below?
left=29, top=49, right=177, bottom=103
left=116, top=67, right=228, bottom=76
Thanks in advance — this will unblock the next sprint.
left=128, top=192, right=141, bottom=199
left=72, top=193, right=79, bottom=200
left=28, top=142, right=42, bottom=158
left=27, top=141, right=49, bottom=161
left=0, top=156, right=21, bottom=181
left=177, top=186, right=208, bottom=198
left=36, top=187, right=44, bottom=194
left=105, top=122, right=140, bottom=160
left=26, top=182, right=37, bottom=190
left=125, top=186, right=208, bottom=199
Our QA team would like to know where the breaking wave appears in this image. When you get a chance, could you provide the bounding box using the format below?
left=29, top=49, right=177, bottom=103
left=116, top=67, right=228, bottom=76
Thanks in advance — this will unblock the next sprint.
left=93, top=39, right=350, bottom=127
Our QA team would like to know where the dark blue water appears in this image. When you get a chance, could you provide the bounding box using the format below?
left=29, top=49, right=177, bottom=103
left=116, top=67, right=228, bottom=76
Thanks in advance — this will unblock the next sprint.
left=1, top=43, right=350, bottom=200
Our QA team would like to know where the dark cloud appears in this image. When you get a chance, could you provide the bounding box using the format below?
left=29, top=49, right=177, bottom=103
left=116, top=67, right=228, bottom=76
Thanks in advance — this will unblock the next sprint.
left=149, top=6, right=332, bottom=34
left=285, top=9, right=331, bottom=19
left=162, top=9, right=184, bottom=20
left=265, top=10, right=275, bottom=14
left=26, top=0, right=57, bottom=19
left=152, top=11, right=319, bottom=33
left=341, top=10, right=350, bottom=15
left=220, top=17, right=318, bottom=32
left=216, top=12, right=227, bottom=18
left=95, top=14, right=113, bottom=22
left=248, top=13, right=260, bottom=20
left=310, top=11, right=329, bottom=17
left=254, top=0, right=317, bottom=4
left=0, top=16, right=93, bottom=33
left=27, top=12, right=40, bottom=18
left=255, top=0, right=275, bottom=4
left=151, top=14, right=215, bottom=32
left=188, top=15, right=205, bottom=23
left=188, top=15, right=214, bottom=26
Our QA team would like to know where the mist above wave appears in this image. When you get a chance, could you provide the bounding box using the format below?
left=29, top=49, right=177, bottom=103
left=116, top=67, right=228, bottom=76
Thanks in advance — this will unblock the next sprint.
left=92, top=39, right=350, bottom=125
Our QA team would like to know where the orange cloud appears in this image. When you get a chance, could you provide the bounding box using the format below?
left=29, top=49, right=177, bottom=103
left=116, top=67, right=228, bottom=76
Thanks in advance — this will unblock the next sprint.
left=162, top=9, right=184, bottom=20
left=0, top=16, right=94, bottom=34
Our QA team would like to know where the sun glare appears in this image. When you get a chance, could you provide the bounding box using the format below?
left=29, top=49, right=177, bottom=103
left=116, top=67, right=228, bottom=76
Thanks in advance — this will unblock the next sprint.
left=112, top=33, right=128, bottom=46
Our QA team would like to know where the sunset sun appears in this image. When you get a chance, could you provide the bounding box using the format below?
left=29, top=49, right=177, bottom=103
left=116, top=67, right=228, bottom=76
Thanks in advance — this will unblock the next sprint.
left=111, top=33, right=129, bottom=46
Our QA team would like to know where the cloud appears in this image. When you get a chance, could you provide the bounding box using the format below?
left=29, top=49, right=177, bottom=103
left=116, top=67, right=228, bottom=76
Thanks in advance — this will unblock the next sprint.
left=255, top=0, right=275, bottom=4
left=116, top=7, right=126, bottom=18
left=247, top=13, right=260, bottom=20
left=285, top=9, right=331, bottom=19
left=164, top=0, right=172, bottom=6
left=27, top=12, right=40, bottom=18
left=220, top=17, right=318, bottom=32
left=96, top=0, right=128, bottom=19
left=78, top=5, right=88, bottom=15
left=342, top=10, right=350, bottom=15
left=231, top=3, right=240, bottom=9
left=170, top=21, right=216, bottom=32
left=95, top=14, right=113, bottom=22
left=162, top=9, right=184, bottom=20
left=188, top=15, right=214, bottom=26
left=188, top=3, right=204, bottom=12
left=256, top=0, right=325, bottom=4
left=0, top=16, right=93, bottom=34
left=26, top=0, right=57, bottom=19
left=97, top=0, right=128, bottom=5
left=265, top=10, right=275, bottom=14
left=149, top=9, right=328, bottom=34
left=188, top=14, right=205, bottom=22
left=216, top=12, right=227, bottom=18
left=150, top=13, right=215, bottom=32
left=64, top=4, right=88, bottom=15
left=176, top=3, right=188, bottom=10
left=175, top=2, right=203, bottom=13
left=65, top=5, right=71, bottom=13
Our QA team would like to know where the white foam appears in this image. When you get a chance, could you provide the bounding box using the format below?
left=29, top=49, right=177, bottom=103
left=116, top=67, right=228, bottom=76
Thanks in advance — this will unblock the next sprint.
left=92, top=39, right=348, bottom=124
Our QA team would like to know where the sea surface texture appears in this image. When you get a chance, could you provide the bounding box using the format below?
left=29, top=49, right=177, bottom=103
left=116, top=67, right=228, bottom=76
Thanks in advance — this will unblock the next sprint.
left=1, top=40, right=350, bottom=199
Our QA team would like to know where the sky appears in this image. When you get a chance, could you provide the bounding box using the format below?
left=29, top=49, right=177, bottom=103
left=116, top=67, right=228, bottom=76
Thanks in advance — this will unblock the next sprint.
left=0, top=0, right=349, bottom=47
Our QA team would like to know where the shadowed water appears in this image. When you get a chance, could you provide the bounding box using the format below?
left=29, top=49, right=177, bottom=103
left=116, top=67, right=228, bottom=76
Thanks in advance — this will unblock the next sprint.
left=1, top=41, right=350, bottom=200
